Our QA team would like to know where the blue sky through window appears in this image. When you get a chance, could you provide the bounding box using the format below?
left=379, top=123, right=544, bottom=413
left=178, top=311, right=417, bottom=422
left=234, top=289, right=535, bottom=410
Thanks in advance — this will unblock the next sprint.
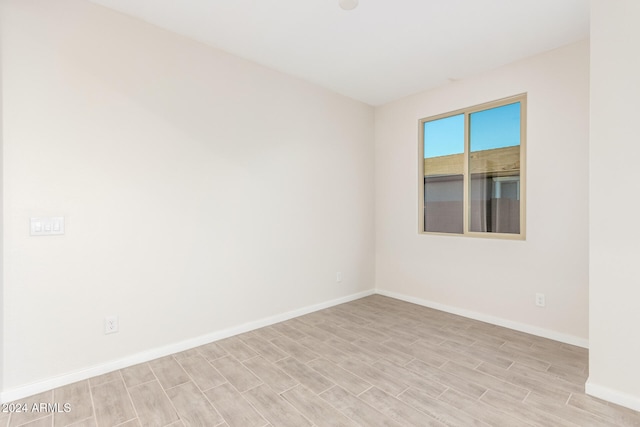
left=470, top=102, right=520, bottom=152
left=423, top=102, right=520, bottom=158
left=423, top=114, right=464, bottom=158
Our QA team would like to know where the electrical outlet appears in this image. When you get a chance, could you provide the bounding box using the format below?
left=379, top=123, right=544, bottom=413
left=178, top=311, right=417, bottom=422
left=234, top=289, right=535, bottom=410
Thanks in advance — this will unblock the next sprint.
left=336, top=272, right=343, bottom=283
left=105, top=316, right=119, bottom=334
left=535, top=293, right=546, bottom=307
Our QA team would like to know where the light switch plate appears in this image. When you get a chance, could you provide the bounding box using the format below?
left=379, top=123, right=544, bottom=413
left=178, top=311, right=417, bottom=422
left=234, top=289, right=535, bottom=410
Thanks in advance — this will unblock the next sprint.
left=30, top=217, right=65, bottom=236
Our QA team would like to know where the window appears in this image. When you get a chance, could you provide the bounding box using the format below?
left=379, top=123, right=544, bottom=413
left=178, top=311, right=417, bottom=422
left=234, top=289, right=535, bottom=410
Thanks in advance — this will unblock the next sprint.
left=419, top=94, right=526, bottom=238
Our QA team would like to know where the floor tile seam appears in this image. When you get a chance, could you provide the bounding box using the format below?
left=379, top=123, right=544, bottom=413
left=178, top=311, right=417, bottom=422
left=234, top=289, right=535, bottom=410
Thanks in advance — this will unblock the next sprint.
left=145, top=365, right=183, bottom=426
left=49, top=386, right=66, bottom=425
left=442, top=361, right=533, bottom=397
left=241, top=358, right=300, bottom=394
left=277, top=383, right=304, bottom=398
left=355, top=385, right=374, bottom=398
left=195, top=378, right=230, bottom=394
left=123, top=375, right=156, bottom=390
left=440, top=333, right=478, bottom=348
left=87, top=371, right=124, bottom=390
left=52, top=381, right=93, bottom=427
left=477, top=395, right=539, bottom=427
left=238, top=337, right=292, bottom=363
left=516, top=360, right=588, bottom=375
left=432, top=386, right=450, bottom=401
left=486, top=344, right=553, bottom=367
left=65, top=416, right=95, bottom=427
left=171, top=352, right=201, bottom=363
left=236, top=352, right=260, bottom=363
left=270, top=354, right=291, bottom=364
left=522, top=405, right=586, bottom=427
left=566, top=392, right=628, bottom=419
left=390, top=386, right=463, bottom=426
left=295, top=341, right=348, bottom=363
left=311, top=382, right=335, bottom=396
left=202, top=383, right=268, bottom=427
left=164, top=380, right=220, bottom=426
left=274, top=387, right=318, bottom=427
left=324, top=337, right=380, bottom=360
left=305, top=358, right=372, bottom=392
left=469, top=339, right=510, bottom=351
left=257, top=329, right=286, bottom=343
left=173, top=354, right=229, bottom=394
left=394, top=386, right=411, bottom=399
left=435, top=343, right=514, bottom=370
left=149, top=358, right=192, bottom=391
left=516, top=390, right=589, bottom=426
left=478, top=391, right=567, bottom=427
left=91, top=376, right=124, bottom=390
left=239, top=378, right=265, bottom=394
left=567, top=393, right=640, bottom=425
left=111, top=417, right=138, bottom=427
left=247, top=384, right=313, bottom=427
left=401, top=357, right=417, bottom=368
left=282, top=359, right=337, bottom=395
left=195, top=342, right=229, bottom=362
left=477, top=388, right=490, bottom=401
left=481, top=372, right=546, bottom=402
left=545, top=363, right=589, bottom=378
left=316, top=385, right=388, bottom=427
left=357, top=348, right=410, bottom=367
left=528, top=349, right=587, bottom=365
left=473, top=361, right=533, bottom=392
left=76, top=376, right=98, bottom=427
left=120, top=373, right=142, bottom=427
left=334, top=358, right=405, bottom=395
left=540, top=368, right=587, bottom=389
left=11, top=414, right=53, bottom=427
left=158, top=378, right=191, bottom=393
left=417, top=362, right=495, bottom=396
left=505, top=363, right=585, bottom=395
left=329, top=308, right=372, bottom=323
left=220, top=353, right=271, bottom=392
left=539, top=394, right=619, bottom=426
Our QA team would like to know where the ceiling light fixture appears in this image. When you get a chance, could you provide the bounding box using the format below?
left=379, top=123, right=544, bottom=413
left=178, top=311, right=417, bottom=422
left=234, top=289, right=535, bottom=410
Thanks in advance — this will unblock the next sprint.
left=339, top=0, right=359, bottom=11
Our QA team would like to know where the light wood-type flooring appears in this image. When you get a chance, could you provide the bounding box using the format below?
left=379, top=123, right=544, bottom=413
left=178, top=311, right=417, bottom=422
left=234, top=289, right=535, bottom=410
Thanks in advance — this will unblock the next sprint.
left=3, top=295, right=640, bottom=427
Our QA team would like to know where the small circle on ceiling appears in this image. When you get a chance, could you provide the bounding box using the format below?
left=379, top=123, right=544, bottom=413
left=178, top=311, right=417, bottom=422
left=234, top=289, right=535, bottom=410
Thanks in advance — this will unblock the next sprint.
left=339, top=0, right=359, bottom=11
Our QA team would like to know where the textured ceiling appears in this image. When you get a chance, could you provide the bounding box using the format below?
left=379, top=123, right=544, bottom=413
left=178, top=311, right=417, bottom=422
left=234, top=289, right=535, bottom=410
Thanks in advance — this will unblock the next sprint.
left=88, top=0, right=590, bottom=106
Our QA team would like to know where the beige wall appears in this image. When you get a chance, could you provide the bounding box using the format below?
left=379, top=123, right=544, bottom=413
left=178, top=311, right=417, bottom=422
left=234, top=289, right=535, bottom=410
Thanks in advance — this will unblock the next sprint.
left=588, top=0, right=640, bottom=411
left=374, top=40, right=590, bottom=345
left=1, top=0, right=374, bottom=394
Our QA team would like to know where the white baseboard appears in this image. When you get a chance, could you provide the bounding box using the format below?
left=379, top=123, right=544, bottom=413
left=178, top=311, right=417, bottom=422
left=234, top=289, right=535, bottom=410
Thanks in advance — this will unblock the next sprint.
left=586, top=378, right=640, bottom=412
left=375, top=289, right=589, bottom=348
left=0, top=289, right=374, bottom=403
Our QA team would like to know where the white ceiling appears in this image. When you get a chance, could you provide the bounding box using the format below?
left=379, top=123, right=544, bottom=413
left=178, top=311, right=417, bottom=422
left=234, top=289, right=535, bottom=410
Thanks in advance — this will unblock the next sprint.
left=88, top=0, right=590, bottom=106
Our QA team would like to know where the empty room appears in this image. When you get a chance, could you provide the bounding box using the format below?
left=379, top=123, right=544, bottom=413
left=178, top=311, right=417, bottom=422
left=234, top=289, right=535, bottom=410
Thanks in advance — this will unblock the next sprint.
left=1, top=0, right=639, bottom=426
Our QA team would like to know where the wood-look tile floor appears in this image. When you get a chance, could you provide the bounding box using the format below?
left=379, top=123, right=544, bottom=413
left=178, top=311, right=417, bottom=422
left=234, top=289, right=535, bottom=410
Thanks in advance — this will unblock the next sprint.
left=4, top=295, right=640, bottom=427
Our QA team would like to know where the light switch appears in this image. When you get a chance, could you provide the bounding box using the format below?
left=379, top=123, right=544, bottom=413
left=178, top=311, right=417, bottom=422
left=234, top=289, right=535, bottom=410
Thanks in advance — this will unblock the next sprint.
left=30, top=217, right=65, bottom=236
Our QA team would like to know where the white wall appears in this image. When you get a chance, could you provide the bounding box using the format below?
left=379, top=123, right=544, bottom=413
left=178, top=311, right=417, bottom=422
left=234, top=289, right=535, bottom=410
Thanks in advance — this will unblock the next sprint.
left=587, top=0, right=640, bottom=411
left=374, top=41, right=590, bottom=345
left=1, top=0, right=374, bottom=394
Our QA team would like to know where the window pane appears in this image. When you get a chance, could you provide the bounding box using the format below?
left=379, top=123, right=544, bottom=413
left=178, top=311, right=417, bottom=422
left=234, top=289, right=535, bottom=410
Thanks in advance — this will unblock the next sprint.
left=423, top=114, right=464, bottom=233
left=469, top=102, right=521, bottom=234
